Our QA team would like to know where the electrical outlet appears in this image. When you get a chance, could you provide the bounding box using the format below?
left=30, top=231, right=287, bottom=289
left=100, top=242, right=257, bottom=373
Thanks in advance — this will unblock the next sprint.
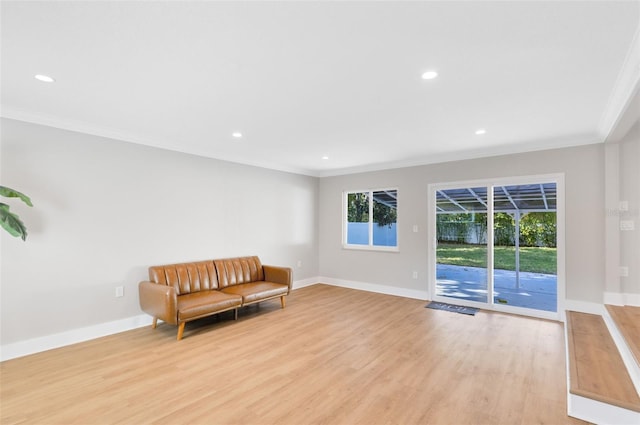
left=620, top=220, right=635, bottom=231
left=619, top=266, right=629, bottom=277
left=115, top=286, right=124, bottom=297
left=412, top=225, right=419, bottom=233
left=297, top=260, right=302, bottom=268
left=619, top=201, right=629, bottom=212
left=412, top=271, right=418, bottom=279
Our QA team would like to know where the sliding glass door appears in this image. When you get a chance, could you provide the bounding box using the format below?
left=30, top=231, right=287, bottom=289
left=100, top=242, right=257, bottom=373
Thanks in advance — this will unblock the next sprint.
left=435, top=187, right=488, bottom=303
left=492, top=183, right=557, bottom=312
left=431, top=177, right=562, bottom=319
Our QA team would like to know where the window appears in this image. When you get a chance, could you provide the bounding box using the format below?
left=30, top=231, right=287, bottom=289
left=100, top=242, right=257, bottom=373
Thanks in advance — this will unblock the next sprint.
left=344, top=189, right=398, bottom=250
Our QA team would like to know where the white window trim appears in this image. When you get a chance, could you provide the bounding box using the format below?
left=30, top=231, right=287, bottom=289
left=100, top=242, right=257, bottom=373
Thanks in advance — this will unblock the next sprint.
left=343, top=188, right=399, bottom=252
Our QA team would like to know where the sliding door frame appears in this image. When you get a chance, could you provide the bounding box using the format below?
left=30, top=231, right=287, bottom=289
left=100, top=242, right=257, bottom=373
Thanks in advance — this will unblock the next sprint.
left=427, top=173, right=565, bottom=321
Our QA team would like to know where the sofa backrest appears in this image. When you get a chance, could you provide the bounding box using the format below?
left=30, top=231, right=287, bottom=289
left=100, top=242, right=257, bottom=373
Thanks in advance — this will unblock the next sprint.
left=215, top=256, right=264, bottom=288
left=149, top=260, right=218, bottom=295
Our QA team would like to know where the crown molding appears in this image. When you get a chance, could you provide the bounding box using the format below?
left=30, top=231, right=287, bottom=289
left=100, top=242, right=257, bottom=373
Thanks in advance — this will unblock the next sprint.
left=1, top=106, right=168, bottom=151
left=598, top=26, right=640, bottom=143
left=317, top=133, right=602, bottom=177
left=0, top=107, right=605, bottom=180
left=0, top=107, right=318, bottom=177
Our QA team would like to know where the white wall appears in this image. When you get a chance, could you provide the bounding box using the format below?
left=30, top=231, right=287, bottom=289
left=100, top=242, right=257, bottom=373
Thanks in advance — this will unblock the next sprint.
left=0, top=118, right=319, bottom=345
left=619, top=120, right=640, bottom=296
left=318, top=144, right=605, bottom=304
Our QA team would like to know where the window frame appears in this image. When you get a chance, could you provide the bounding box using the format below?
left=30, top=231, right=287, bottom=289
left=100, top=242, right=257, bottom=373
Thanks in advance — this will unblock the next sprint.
left=342, top=187, right=399, bottom=252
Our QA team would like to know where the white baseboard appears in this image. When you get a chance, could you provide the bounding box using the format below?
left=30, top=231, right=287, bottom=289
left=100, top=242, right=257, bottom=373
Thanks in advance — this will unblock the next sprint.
left=0, top=314, right=153, bottom=362
left=318, top=276, right=430, bottom=301
left=604, top=291, right=626, bottom=306
left=292, top=277, right=320, bottom=290
left=623, top=292, right=640, bottom=306
left=604, top=291, right=640, bottom=306
left=564, top=299, right=605, bottom=316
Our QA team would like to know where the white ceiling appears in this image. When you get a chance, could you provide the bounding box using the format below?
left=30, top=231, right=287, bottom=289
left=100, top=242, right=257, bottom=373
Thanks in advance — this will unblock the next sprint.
left=2, top=1, right=639, bottom=177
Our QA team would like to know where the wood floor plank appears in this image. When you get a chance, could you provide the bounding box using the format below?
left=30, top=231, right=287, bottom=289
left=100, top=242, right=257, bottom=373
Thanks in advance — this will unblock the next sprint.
left=1, top=285, right=585, bottom=424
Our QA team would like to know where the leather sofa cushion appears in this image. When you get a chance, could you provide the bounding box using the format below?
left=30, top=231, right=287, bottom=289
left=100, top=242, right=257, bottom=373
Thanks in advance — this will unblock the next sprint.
left=220, top=282, right=288, bottom=304
left=177, top=290, right=242, bottom=322
left=150, top=260, right=218, bottom=295
left=215, top=256, right=264, bottom=288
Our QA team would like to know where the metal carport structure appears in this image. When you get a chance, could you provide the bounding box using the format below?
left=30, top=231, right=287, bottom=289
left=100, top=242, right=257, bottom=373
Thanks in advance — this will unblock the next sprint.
left=435, top=183, right=557, bottom=289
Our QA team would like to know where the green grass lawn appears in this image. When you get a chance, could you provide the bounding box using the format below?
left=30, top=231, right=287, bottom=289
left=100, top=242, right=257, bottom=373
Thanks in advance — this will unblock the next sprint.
left=437, top=243, right=557, bottom=274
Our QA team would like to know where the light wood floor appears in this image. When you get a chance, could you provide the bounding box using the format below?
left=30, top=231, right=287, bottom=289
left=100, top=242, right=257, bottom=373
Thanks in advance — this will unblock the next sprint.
left=1, top=284, right=585, bottom=425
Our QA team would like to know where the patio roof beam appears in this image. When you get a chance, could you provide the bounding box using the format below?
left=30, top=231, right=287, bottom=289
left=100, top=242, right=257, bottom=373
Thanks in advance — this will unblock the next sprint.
left=501, top=186, right=519, bottom=210
left=497, top=208, right=557, bottom=214
left=374, top=199, right=396, bottom=208
left=540, top=184, right=549, bottom=210
left=437, top=208, right=556, bottom=214
left=467, top=188, right=487, bottom=207
left=437, top=190, right=468, bottom=212
left=372, top=191, right=397, bottom=209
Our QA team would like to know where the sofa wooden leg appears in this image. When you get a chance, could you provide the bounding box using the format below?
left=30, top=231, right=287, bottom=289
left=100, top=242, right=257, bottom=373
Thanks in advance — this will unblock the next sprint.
left=177, top=322, right=186, bottom=341
left=280, top=296, right=286, bottom=309
left=152, top=318, right=158, bottom=329
left=234, top=308, right=238, bottom=320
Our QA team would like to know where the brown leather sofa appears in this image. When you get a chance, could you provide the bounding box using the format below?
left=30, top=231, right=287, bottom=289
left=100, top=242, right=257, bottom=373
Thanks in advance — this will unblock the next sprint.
left=138, top=256, right=292, bottom=340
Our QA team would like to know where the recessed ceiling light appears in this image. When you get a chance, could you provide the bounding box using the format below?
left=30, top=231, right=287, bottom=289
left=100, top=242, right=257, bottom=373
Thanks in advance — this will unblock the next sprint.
left=421, top=70, right=438, bottom=80
left=34, top=74, right=55, bottom=83
left=322, top=156, right=329, bottom=160
left=232, top=132, right=242, bottom=138
left=475, top=129, right=486, bottom=135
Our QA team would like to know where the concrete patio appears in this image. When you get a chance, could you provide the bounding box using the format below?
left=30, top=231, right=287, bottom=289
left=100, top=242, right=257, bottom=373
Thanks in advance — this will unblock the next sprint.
left=436, top=264, right=557, bottom=312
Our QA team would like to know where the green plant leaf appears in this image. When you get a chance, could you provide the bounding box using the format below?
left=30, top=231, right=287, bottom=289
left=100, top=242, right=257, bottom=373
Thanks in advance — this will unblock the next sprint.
left=0, top=186, right=33, bottom=207
left=0, top=203, right=28, bottom=241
